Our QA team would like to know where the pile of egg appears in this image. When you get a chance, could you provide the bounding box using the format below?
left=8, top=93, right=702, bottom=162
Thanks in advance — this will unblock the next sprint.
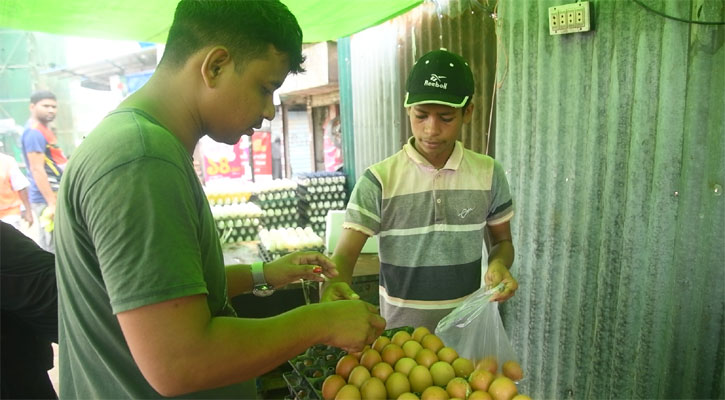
left=259, top=227, right=324, bottom=254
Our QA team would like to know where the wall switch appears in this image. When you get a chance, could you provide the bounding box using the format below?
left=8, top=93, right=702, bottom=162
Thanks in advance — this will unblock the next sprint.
left=549, top=1, right=591, bottom=35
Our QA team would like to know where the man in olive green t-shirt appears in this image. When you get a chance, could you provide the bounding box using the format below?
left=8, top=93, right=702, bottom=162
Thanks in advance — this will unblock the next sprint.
left=54, top=1, right=385, bottom=398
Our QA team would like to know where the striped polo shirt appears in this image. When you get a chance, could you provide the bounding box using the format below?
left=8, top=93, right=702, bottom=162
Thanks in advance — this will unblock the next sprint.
left=343, top=137, right=514, bottom=331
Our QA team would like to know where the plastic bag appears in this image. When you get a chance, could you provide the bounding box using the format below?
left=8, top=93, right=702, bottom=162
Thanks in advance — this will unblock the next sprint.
left=435, top=283, right=519, bottom=370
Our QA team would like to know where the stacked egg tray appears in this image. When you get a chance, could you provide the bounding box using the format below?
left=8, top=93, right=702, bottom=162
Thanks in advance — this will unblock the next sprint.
left=257, top=242, right=326, bottom=263
left=283, top=326, right=414, bottom=400
left=295, top=172, right=347, bottom=239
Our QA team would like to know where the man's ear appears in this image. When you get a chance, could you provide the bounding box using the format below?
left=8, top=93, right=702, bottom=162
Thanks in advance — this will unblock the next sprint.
left=200, top=46, right=232, bottom=88
left=462, top=102, right=474, bottom=123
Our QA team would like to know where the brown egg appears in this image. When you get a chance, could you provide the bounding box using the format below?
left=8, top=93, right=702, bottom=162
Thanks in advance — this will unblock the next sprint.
left=398, top=392, right=421, bottom=400
left=488, top=376, right=518, bottom=400
left=381, top=343, right=405, bottom=366
left=445, top=377, right=472, bottom=399
left=421, top=334, right=445, bottom=353
left=360, top=348, right=383, bottom=370
left=468, top=390, right=494, bottom=400
left=373, top=335, right=391, bottom=353
left=371, top=362, right=394, bottom=382
left=335, top=384, right=362, bottom=400
left=394, top=357, right=418, bottom=376
left=501, top=360, right=523, bottom=381
left=421, top=385, right=450, bottom=400
left=468, top=369, right=495, bottom=392
left=451, top=357, right=474, bottom=378
left=336, top=354, right=360, bottom=381
left=392, top=330, right=413, bottom=347
left=429, top=361, right=456, bottom=387
left=402, top=340, right=423, bottom=359
left=408, top=365, right=433, bottom=393
left=322, top=374, right=346, bottom=400
left=414, top=348, right=439, bottom=368
left=360, top=377, right=387, bottom=400
left=412, top=326, right=431, bottom=342
left=436, top=347, right=459, bottom=364
left=475, top=356, right=498, bottom=374
left=385, top=372, right=411, bottom=399
left=511, top=395, right=532, bottom=400
left=348, top=365, right=372, bottom=388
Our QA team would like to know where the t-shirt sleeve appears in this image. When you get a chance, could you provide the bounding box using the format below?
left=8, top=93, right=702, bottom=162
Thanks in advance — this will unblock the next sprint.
left=487, top=160, right=514, bottom=225
left=83, top=157, right=209, bottom=314
left=9, top=161, right=30, bottom=191
left=22, top=129, right=47, bottom=154
left=343, top=169, right=382, bottom=237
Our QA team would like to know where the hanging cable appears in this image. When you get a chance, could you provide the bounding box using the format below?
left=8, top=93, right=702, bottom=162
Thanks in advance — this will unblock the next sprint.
left=633, top=0, right=725, bottom=25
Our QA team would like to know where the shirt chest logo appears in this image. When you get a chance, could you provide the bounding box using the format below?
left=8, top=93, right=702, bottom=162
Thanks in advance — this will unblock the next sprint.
left=458, top=207, right=474, bottom=219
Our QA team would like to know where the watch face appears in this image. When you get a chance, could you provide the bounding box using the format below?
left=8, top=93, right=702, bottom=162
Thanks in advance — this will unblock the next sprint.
left=253, top=285, right=274, bottom=297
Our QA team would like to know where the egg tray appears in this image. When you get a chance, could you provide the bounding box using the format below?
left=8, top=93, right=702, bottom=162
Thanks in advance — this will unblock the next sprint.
left=257, top=242, right=326, bottom=263
left=285, top=326, right=414, bottom=400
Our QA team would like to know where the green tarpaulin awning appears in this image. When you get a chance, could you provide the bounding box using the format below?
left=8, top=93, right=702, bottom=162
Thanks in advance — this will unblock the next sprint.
left=0, top=0, right=423, bottom=43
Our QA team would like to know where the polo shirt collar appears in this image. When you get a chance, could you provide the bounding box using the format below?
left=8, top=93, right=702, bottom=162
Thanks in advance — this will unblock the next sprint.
left=403, top=137, right=464, bottom=170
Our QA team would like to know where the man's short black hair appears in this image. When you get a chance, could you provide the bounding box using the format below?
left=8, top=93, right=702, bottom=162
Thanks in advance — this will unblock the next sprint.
left=160, top=0, right=305, bottom=74
left=30, top=90, right=56, bottom=105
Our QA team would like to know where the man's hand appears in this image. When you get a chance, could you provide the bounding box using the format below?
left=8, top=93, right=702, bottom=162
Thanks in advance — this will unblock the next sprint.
left=320, top=281, right=360, bottom=302
left=22, top=208, right=33, bottom=225
left=264, top=251, right=338, bottom=289
left=484, top=261, right=518, bottom=302
left=315, top=300, right=386, bottom=352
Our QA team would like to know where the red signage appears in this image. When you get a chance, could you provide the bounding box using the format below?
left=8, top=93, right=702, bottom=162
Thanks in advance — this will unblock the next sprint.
left=200, top=136, right=250, bottom=182
left=252, top=131, right=272, bottom=177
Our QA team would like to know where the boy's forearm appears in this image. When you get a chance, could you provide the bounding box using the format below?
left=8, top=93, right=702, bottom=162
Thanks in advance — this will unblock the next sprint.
left=488, top=239, right=514, bottom=268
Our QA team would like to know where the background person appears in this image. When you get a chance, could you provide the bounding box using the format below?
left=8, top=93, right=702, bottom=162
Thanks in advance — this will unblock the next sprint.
left=21, top=90, right=66, bottom=252
left=322, top=49, right=519, bottom=331
left=54, top=1, right=385, bottom=399
left=0, top=144, right=34, bottom=231
left=0, top=221, right=58, bottom=399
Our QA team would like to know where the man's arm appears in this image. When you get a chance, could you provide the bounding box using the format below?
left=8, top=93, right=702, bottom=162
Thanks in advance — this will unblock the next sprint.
left=26, top=152, right=56, bottom=207
left=320, top=227, right=369, bottom=301
left=18, top=188, right=33, bottom=225
left=117, top=293, right=385, bottom=397
left=485, top=221, right=518, bottom=301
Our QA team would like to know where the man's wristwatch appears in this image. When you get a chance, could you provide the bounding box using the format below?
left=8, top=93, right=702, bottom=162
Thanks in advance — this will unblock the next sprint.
left=251, top=261, right=275, bottom=297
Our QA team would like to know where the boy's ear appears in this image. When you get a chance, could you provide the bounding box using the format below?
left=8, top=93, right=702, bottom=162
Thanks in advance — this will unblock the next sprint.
left=201, top=46, right=232, bottom=88
left=462, top=102, right=474, bottom=123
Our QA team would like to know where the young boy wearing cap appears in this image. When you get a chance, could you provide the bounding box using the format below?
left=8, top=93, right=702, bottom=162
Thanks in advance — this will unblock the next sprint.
left=322, top=49, right=518, bottom=331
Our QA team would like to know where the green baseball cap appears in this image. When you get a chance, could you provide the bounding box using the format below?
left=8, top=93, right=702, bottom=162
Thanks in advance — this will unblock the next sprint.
left=404, top=48, right=475, bottom=108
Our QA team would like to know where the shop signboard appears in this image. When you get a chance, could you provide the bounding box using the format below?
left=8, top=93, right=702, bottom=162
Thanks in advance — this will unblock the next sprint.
left=252, top=130, right=272, bottom=179
left=199, top=135, right=251, bottom=182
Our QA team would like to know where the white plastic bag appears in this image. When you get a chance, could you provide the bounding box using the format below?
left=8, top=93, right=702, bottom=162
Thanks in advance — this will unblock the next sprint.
left=435, top=283, right=519, bottom=368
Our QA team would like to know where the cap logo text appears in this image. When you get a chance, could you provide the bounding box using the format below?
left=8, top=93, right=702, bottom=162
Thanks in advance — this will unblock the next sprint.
left=424, top=74, right=447, bottom=89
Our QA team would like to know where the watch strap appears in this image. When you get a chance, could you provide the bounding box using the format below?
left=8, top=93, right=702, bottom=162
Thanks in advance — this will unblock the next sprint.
left=251, top=261, right=267, bottom=286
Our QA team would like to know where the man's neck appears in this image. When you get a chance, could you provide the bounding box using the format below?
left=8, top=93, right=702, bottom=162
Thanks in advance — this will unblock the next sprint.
left=120, top=69, right=203, bottom=155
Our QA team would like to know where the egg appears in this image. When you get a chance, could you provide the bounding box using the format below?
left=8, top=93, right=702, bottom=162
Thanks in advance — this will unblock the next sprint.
left=468, top=369, right=495, bottom=392
left=436, top=347, right=459, bottom=364
left=348, top=365, right=371, bottom=388
left=421, top=385, right=450, bottom=400
left=501, top=360, right=523, bottom=381
left=402, top=340, right=423, bottom=359
left=394, top=357, right=417, bottom=376
left=360, top=377, right=387, bottom=400
left=334, top=384, right=361, bottom=400
left=371, top=362, right=394, bottom=382
left=468, top=390, right=494, bottom=400
left=360, top=348, right=382, bottom=370
left=430, top=361, right=456, bottom=387
left=445, top=377, right=471, bottom=399
left=414, top=348, right=439, bottom=368
left=391, top=330, right=412, bottom=347
left=412, top=326, right=431, bottom=342
left=488, top=376, right=518, bottom=400
left=408, top=365, right=433, bottom=393
left=322, top=374, right=346, bottom=400
left=475, top=356, right=498, bottom=374
left=336, top=354, right=360, bottom=381
left=385, top=372, right=411, bottom=399
left=451, top=357, right=474, bottom=378
left=381, top=343, right=405, bottom=366
left=372, top=336, right=391, bottom=353
left=421, top=334, right=445, bottom=353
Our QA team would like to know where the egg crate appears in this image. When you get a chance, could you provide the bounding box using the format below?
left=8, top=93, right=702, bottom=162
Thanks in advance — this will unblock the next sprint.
left=285, top=327, right=414, bottom=400
left=257, top=242, right=326, bottom=263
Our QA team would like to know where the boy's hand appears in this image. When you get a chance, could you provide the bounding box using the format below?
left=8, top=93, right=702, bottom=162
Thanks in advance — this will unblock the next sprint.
left=320, top=281, right=360, bottom=302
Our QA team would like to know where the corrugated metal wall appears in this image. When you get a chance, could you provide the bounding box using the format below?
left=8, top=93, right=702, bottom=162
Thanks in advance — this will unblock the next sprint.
left=495, top=0, right=725, bottom=399
left=347, top=0, right=498, bottom=179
